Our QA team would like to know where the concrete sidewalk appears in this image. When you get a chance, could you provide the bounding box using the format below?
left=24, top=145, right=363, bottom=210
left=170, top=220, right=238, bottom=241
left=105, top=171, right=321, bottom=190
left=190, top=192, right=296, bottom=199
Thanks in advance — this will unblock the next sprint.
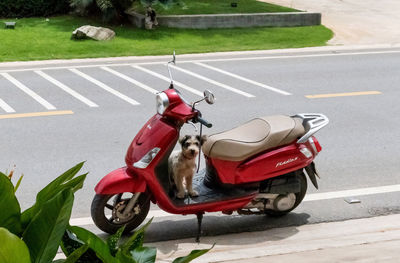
left=150, top=214, right=400, bottom=262
left=261, top=0, right=400, bottom=46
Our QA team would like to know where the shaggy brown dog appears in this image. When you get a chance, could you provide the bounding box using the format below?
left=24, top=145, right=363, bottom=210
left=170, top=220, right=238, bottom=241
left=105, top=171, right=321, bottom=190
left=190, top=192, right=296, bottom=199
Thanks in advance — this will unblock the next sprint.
left=168, top=135, right=207, bottom=199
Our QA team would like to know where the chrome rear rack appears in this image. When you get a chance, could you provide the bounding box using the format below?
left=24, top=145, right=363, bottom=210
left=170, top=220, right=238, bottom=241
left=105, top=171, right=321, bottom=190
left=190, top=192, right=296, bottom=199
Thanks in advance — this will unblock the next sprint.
left=294, top=113, right=329, bottom=143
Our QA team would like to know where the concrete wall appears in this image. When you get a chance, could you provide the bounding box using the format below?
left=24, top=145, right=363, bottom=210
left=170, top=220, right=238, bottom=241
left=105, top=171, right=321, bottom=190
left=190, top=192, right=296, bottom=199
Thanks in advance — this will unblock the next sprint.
left=126, top=10, right=145, bottom=28
left=126, top=11, right=321, bottom=29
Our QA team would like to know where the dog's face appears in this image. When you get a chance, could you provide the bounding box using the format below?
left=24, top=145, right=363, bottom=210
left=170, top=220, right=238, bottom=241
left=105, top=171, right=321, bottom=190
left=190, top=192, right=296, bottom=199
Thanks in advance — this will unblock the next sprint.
left=179, top=135, right=207, bottom=159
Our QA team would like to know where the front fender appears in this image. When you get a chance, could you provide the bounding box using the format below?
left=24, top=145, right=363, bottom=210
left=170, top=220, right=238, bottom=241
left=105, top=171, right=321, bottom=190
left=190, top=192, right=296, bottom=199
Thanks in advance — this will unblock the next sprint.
left=94, top=167, right=147, bottom=194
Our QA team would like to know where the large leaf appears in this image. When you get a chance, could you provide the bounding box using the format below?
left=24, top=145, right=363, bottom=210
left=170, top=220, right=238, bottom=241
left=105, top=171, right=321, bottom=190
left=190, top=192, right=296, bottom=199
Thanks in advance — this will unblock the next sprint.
left=172, top=244, right=214, bottom=263
left=0, top=173, right=22, bottom=235
left=23, top=189, right=74, bottom=263
left=130, top=247, right=156, bottom=263
left=21, top=163, right=86, bottom=228
left=0, top=227, right=30, bottom=263
left=67, top=225, right=118, bottom=263
left=107, top=226, right=125, bottom=256
left=61, top=229, right=102, bottom=263
left=64, top=244, right=89, bottom=263
left=120, top=218, right=153, bottom=254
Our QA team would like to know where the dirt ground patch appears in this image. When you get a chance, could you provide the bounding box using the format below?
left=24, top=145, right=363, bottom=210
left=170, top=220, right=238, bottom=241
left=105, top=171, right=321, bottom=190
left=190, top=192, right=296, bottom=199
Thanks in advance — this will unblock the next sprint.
left=260, top=0, right=400, bottom=45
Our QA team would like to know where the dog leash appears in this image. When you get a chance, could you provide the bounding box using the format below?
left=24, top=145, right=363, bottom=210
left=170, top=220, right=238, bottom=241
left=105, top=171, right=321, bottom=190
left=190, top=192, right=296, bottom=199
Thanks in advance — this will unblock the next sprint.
left=197, top=123, right=203, bottom=174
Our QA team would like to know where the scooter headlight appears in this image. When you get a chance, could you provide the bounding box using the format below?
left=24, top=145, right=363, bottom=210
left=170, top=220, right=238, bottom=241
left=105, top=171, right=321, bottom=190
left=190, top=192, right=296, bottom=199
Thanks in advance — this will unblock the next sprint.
left=156, top=92, right=169, bottom=115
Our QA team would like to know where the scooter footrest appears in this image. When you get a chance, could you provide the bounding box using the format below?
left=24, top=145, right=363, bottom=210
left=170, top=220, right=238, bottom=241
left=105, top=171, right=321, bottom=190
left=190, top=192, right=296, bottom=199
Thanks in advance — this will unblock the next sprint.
left=172, top=170, right=255, bottom=206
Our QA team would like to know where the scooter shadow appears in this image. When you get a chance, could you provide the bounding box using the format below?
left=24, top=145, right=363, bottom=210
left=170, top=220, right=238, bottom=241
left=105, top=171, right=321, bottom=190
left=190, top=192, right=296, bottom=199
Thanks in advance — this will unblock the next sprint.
left=143, top=212, right=310, bottom=246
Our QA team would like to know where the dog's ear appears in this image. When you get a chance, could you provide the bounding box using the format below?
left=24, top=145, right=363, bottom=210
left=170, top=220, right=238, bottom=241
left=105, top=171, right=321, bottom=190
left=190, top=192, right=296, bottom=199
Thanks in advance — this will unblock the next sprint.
left=179, top=135, right=191, bottom=146
left=196, top=135, right=207, bottom=146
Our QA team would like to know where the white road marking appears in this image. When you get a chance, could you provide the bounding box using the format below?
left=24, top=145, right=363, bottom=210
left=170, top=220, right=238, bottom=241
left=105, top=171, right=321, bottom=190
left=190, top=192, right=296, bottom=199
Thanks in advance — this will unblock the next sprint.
left=0, top=72, right=56, bottom=110
left=69, top=209, right=173, bottom=226
left=2, top=49, right=400, bottom=74
left=70, top=68, right=140, bottom=106
left=195, top=62, right=292, bottom=96
left=101, top=67, right=158, bottom=94
left=170, top=65, right=255, bottom=98
left=303, top=184, right=400, bottom=201
left=35, top=70, right=98, bottom=107
left=0, top=98, right=15, bottom=113
left=70, top=184, right=400, bottom=226
left=132, top=65, right=204, bottom=97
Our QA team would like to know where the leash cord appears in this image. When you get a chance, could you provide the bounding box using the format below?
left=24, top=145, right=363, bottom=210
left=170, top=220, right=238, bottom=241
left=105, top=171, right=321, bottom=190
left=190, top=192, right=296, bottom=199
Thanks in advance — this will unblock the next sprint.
left=197, top=123, right=203, bottom=173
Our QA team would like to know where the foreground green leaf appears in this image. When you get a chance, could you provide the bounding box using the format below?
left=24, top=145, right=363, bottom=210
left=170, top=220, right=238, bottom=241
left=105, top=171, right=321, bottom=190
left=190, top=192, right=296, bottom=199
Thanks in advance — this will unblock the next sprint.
left=0, top=227, right=30, bottom=263
left=61, top=229, right=102, bottom=263
left=121, top=218, right=153, bottom=254
left=130, top=247, right=156, bottom=263
left=107, top=225, right=125, bottom=256
left=23, top=189, right=74, bottom=263
left=172, top=244, right=215, bottom=263
left=0, top=173, right=21, bottom=235
left=68, top=225, right=118, bottom=263
left=21, top=162, right=85, bottom=228
left=64, top=244, right=89, bottom=263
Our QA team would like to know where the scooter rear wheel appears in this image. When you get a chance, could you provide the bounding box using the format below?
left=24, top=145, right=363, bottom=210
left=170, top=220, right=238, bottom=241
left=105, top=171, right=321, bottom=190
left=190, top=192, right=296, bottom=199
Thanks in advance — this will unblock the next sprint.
left=264, top=173, right=307, bottom=217
left=91, top=192, right=150, bottom=234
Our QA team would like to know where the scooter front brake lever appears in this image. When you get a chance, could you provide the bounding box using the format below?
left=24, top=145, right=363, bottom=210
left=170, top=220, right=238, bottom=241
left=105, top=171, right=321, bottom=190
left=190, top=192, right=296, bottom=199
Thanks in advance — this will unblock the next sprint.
left=187, top=121, right=198, bottom=132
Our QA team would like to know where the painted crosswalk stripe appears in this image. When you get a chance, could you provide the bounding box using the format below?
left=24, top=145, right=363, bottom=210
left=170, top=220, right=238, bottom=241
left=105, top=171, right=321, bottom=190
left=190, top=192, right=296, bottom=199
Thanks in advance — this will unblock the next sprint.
left=70, top=68, right=140, bottom=106
left=1, top=72, right=56, bottom=110
left=100, top=67, right=158, bottom=94
left=195, top=62, right=292, bottom=96
left=132, top=65, right=204, bottom=97
left=170, top=65, right=255, bottom=98
left=0, top=98, right=15, bottom=113
left=35, top=70, right=98, bottom=107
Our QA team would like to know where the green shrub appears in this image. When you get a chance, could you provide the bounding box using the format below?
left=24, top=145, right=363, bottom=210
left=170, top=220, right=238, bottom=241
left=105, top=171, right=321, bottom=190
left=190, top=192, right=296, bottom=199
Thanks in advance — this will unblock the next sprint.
left=0, top=164, right=212, bottom=263
left=0, top=0, right=70, bottom=18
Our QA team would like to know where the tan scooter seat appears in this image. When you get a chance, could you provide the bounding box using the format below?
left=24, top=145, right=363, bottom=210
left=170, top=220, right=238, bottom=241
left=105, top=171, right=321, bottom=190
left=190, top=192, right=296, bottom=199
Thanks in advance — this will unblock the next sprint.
left=202, top=115, right=305, bottom=161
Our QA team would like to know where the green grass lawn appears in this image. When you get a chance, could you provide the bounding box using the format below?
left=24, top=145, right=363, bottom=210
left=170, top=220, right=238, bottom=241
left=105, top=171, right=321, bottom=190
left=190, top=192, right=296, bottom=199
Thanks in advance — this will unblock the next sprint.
left=132, top=0, right=298, bottom=15
left=0, top=16, right=332, bottom=62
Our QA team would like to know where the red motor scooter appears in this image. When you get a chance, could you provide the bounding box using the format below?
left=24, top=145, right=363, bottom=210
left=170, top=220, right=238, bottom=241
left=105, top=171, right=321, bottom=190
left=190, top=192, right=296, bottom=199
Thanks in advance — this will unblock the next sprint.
left=91, top=53, right=329, bottom=241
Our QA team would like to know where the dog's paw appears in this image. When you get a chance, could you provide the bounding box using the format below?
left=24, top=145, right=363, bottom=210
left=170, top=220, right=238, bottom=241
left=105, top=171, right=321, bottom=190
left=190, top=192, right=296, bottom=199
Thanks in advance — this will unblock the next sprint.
left=176, top=192, right=186, bottom=199
left=189, top=190, right=199, bottom=197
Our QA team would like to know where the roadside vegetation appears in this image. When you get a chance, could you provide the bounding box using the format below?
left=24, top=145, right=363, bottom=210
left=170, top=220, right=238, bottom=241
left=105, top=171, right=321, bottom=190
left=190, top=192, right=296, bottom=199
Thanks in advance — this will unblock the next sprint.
left=131, top=0, right=298, bottom=15
left=0, top=16, right=332, bottom=62
left=0, top=163, right=211, bottom=263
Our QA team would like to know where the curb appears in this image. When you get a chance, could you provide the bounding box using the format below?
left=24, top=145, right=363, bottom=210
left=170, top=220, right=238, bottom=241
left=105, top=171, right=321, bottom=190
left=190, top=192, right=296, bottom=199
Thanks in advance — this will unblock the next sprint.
left=1, top=44, right=400, bottom=68
left=149, top=214, right=400, bottom=263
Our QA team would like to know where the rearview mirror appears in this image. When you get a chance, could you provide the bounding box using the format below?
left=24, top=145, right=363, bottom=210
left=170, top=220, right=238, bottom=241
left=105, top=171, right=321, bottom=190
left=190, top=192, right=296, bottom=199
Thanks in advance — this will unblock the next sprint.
left=204, top=90, right=215, bottom=104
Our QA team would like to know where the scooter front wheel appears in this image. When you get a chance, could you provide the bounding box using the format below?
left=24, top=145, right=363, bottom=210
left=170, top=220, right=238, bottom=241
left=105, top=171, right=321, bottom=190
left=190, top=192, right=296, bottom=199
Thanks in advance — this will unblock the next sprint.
left=91, top=192, right=150, bottom=234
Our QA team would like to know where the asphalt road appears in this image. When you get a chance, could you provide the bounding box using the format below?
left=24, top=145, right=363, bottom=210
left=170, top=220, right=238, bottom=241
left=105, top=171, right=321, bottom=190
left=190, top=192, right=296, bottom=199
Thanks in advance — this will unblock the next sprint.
left=1, top=46, right=400, bottom=242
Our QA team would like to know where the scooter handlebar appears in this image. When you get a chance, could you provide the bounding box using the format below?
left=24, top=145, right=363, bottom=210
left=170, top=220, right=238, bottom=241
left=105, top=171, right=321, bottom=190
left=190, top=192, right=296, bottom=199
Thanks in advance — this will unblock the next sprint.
left=196, top=116, right=212, bottom=128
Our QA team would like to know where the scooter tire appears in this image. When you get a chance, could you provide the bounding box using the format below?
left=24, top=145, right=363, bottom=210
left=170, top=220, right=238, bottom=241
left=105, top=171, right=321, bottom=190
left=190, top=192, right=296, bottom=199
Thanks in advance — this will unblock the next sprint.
left=91, top=193, right=150, bottom=234
left=264, top=173, right=307, bottom=217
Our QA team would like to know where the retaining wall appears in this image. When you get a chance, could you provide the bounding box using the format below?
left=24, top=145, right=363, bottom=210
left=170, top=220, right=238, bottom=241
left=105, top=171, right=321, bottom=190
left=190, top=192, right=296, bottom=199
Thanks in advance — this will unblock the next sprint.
left=126, top=11, right=321, bottom=29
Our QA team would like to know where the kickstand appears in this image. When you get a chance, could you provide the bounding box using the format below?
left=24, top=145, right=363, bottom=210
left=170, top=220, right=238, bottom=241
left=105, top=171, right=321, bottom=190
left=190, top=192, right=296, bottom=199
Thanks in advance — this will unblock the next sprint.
left=196, top=213, right=204, bottom=243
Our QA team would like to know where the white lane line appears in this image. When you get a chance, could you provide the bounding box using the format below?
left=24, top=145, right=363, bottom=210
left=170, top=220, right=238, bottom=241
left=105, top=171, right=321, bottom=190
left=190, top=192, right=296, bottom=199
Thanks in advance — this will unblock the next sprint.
left=132, top=65, right=204, bottom=97
left=35, top=70, right=98, bottom=108
left=70, top=68, right=140, bottom=106
left=303, top=184, right=400, bottom=201
left=195, top=62, right=291, bottom=96
left=170, top=65, right=255, bottom=98
left=100, top=67, right=158, bottom=94
left=0, top=73, right=56, bottom=110
left=69, top=209, right=172, bottom=226
left=70, top=184, right=400, bottom=226
left=0, top=98, right=15, bottom=113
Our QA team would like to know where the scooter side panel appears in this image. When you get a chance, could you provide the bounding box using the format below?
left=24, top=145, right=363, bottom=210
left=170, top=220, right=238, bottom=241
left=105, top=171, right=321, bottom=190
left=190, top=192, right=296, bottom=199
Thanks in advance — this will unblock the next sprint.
left=94, top=167, right=146, bottom=194
left=236, top=143, right=313, bottom=184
